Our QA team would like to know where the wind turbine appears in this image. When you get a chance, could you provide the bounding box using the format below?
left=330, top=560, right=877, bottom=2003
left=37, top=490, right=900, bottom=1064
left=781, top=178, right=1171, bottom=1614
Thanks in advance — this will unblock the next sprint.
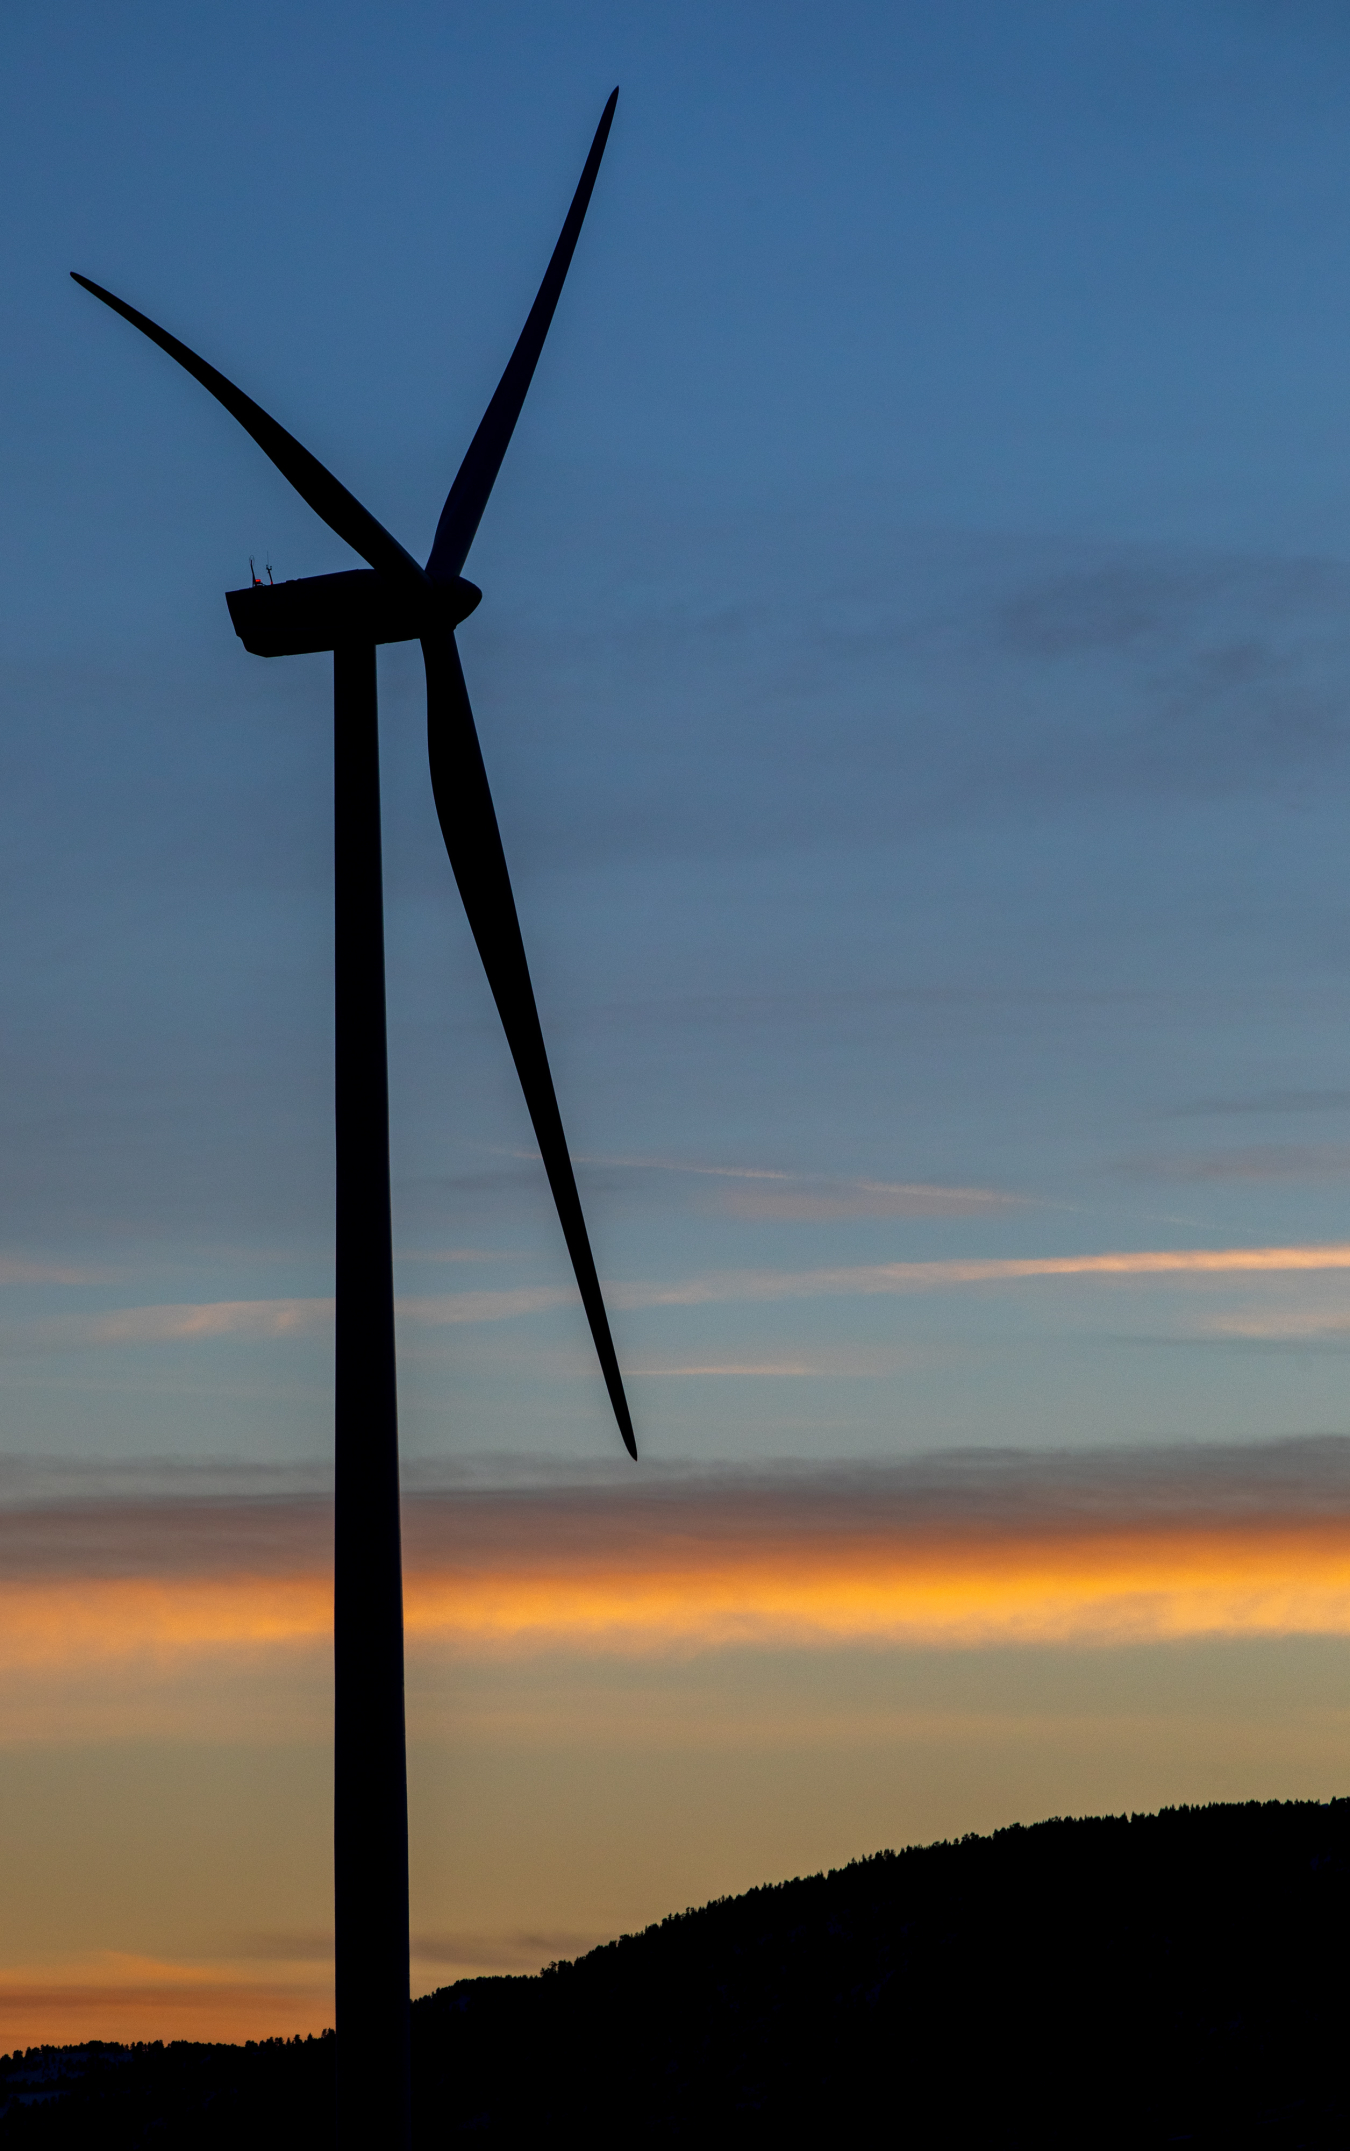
left=73, top=89, right=633, bottom=2151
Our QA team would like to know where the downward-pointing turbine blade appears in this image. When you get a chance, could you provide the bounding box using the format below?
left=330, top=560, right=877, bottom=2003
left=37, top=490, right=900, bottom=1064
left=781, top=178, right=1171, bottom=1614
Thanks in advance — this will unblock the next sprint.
left=424, top=89, right=619, bottom=583
left=422, top=633, right=637, bottom=1460
left=70, top=274, right=426, bottom=589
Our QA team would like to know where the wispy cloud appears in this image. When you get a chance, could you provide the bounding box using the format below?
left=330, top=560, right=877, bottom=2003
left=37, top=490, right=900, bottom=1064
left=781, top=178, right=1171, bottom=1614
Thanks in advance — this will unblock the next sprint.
left=28, top=1242, right=1350, bottom=1348
left=604, top=1243, right=1350, bottom=1313
left=717, top=1179, right=1013, bottom=1222
left=83, top=1298, right=334, bottom=1344
left=993, top=558, right=1223, bottom=660
left=571, top=1150, right=1016, bottom=1221
left=1205, top=1309, right=1350, bottom=1340
left=1125, top=1145, right=1350, bottom=1182
left=1167, top=1089, right=1350, bottom=1119
left=391, top=1239, right=1350, bottom=1330
left=397, top=1286, right=572, bottom=1326
left=572, top=1151, right=790, bottom=1182
left=409, top=1929, right=602, bottom=1973
left=633, top=1347, right=913, bottom=1378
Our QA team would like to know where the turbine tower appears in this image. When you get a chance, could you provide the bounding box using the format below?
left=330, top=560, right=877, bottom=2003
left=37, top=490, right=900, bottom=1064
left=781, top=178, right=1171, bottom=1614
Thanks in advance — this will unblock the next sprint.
left=74, top=90, right=632, bottom=2150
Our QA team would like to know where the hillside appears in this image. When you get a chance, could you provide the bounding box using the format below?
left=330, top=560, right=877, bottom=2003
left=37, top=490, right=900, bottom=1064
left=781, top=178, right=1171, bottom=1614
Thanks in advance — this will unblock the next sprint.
left=4, top=1799, right=1349, bottom=2145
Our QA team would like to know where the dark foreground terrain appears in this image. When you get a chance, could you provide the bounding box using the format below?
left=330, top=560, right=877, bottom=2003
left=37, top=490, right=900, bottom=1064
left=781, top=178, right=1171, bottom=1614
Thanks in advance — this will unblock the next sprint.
left=3, top=1798, right=1349, bottom=2145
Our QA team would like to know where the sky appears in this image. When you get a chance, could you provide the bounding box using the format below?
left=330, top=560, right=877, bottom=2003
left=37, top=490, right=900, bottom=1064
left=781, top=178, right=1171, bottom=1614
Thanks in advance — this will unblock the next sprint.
left=5, top=0, right=1350, bottom=2044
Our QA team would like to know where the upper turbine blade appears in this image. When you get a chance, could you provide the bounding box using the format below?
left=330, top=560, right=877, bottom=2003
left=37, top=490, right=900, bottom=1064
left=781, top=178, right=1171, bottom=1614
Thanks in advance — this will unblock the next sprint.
left=424, top=89, right=619, bottom=584
left=422, top=632, right=637, bottom=1460
left=70, top=274, right=426, bottom=589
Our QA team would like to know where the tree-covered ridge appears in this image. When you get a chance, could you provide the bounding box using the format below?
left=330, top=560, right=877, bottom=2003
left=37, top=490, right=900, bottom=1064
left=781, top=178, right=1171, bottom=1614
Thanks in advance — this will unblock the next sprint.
left=419, top=1798, right=1350, bottom=2145
left=5, top=1799, right=1349, bottom=2145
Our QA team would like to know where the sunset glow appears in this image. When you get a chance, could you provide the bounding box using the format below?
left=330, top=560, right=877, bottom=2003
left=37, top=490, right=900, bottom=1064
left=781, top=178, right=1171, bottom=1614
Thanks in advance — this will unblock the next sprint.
left=0, top=1957, right=334, bottom=2051
left=402, top=1520, right=1350, bottom=1649
left=5, top=1472, right=1350, bottom=1673
left=4, top=1448, right=1350, bottom=2047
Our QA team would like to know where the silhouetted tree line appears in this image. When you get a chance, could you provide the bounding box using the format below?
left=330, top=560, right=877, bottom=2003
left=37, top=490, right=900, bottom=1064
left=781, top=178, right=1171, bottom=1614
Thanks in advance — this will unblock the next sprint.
left=4, top=1798, right=1349, bottom=2145
left=0, top=2034, right=334, bottom=2147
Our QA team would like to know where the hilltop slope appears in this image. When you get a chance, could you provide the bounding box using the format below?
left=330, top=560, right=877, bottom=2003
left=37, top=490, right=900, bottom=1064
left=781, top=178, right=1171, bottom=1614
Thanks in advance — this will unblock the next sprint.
left=3, top=1799, right=1348, bottom=2145
left=414, top=1798, right=1350, bottom=2145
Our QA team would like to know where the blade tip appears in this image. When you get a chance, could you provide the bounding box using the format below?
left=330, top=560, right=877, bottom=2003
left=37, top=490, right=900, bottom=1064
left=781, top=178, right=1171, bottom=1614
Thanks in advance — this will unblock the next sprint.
left=613, top=1394, right=637, bottom=1460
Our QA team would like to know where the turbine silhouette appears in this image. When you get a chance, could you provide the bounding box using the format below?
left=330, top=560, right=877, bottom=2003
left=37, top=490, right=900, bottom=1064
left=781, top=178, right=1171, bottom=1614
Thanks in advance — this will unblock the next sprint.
left=74, top=89, right=631, bottom=2150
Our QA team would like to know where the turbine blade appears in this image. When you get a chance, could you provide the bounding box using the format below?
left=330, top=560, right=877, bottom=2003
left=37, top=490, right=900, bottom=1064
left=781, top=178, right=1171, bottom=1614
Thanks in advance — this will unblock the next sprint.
left=422, top=633, right=637, bottom=1459
left=70, top=274, right=425, bottom=589
left=425, top=89, right=619, bottom=583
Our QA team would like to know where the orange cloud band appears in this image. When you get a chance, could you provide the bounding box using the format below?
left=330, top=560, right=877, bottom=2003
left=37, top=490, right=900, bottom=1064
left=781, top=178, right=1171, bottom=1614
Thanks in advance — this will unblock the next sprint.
left=4, top=1516, right=1350, bottom=1658
left=407, top=1520, right=1350, bottom=1647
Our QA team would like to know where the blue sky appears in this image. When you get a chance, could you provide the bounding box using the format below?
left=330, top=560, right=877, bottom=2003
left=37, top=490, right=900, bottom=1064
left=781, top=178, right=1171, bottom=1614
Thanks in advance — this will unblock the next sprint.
left=5, top=3, right=1350, bottom=1469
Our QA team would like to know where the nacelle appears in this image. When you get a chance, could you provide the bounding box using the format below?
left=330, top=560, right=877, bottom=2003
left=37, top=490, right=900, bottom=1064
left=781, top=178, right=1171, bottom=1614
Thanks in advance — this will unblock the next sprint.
left=226, top=568, right=482, bottom=658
